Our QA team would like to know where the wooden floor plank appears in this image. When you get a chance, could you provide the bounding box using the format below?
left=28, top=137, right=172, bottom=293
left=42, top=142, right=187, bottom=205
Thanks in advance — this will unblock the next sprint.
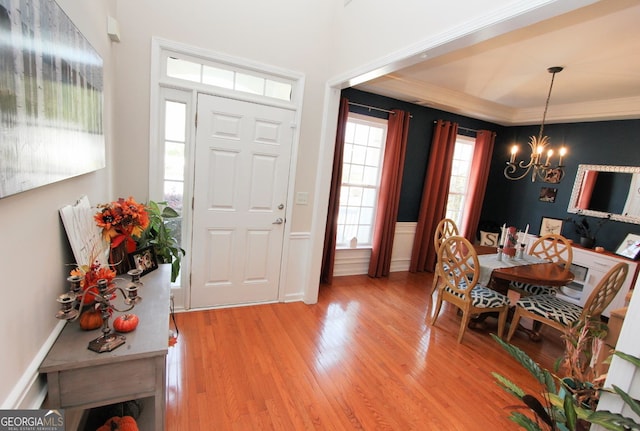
left=166, top=271, right=563, bottom=430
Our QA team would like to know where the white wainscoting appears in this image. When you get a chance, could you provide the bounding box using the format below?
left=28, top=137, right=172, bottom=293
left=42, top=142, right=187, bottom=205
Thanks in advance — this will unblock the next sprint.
left=283, top=232, right=311, bottom=302
left=334, top=222, right=417, bottom=276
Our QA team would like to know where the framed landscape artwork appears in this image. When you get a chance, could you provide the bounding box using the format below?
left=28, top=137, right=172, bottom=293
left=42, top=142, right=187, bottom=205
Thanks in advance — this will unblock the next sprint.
left=0, top=0, right=105, bottom=199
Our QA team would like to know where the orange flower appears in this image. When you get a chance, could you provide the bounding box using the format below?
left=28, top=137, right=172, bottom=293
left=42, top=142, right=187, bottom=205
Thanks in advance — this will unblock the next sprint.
left=95, top=197, right=149, bottom=251
left=70, top=262, right=116, bottom=304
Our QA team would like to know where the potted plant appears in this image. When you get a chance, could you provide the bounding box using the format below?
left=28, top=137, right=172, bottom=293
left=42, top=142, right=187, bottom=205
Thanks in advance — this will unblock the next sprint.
left=491, top=318, right=640, bottom=431
left=136, top=201, right=185, bottom=282
left=566, top=213, right=611, bottom=249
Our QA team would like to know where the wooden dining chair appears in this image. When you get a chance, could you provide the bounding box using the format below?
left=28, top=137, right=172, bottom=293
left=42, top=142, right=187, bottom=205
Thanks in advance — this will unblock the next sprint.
left=430, top=218, right=459, bottom=295
left=506, top=261, right=628, bottom=342
left=510, top=234, right=573, bottom=297
left=431, top=236, right=510, bottom=343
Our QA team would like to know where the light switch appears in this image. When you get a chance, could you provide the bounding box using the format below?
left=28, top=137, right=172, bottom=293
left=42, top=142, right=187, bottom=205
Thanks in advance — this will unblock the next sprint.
left=296, top=192, right=309, bottom=205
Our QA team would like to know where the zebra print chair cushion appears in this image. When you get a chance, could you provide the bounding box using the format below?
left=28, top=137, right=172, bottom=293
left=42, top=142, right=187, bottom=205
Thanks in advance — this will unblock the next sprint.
left=515, top=294, right=582, bottom=326
left=510, top=281, right=557, bottom=296
left=444, top=284, right=509, bottom=308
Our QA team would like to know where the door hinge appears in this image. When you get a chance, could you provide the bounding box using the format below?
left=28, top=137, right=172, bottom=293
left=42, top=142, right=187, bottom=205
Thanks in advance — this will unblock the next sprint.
left=192, top=197, right=194, bottom=210
left=195, top=112, right=198, bottom=128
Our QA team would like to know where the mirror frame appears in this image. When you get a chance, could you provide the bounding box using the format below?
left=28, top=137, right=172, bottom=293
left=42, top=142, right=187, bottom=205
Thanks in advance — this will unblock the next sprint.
left=568, top=164, right=640, bottom=224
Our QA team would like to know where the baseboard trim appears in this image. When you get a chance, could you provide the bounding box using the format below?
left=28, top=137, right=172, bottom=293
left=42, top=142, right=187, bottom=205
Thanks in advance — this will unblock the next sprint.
left=2, top=320, right=66, bottom=409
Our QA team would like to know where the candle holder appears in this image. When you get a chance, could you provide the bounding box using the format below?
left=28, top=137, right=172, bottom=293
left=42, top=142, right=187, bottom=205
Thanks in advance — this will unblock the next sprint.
left=55, top=270, right=143, bottom=353
left=517, top=243, right=526, bottom=259
left=497, top=246, right=504, bottom=261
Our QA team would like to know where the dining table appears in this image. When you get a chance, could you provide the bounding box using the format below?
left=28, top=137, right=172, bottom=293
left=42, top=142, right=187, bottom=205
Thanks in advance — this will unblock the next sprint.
left=476, top=251, right=575, bottom=296
left=471, top=246, right=575, bottom=339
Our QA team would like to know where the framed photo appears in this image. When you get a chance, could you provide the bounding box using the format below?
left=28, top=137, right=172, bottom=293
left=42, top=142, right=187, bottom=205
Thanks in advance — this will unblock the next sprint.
left=615, top=233, right=640, bottom=260
left=540, top=217, right=563, bottom=236
left=128, top=246, right=158, bottom=276
left=539, top=187, right=557, bottom=203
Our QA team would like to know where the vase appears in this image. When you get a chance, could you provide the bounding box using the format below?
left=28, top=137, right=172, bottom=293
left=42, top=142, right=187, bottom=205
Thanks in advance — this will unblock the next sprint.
left=580, top=236, right=595, bottom=249
left=109, top=242, right=130, bottom=275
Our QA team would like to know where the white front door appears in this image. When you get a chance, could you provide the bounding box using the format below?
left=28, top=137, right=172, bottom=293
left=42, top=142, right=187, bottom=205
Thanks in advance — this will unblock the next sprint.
left=190, top=94, right=295, bottom=308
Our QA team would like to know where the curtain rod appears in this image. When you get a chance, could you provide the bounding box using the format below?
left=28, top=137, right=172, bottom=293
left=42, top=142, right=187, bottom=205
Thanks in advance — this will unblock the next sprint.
left=433, top=121, right=478, bottom=134
left=348, top=102, right=395, bottom=114
left=348, top=102, right=414, bottom=118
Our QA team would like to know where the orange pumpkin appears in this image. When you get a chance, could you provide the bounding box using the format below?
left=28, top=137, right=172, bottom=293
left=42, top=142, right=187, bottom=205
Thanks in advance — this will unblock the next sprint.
left=113, top=314, right=139, bottom=333
left=97, top=416, right=139, bottom=431
left=79, top=310, right=102, bottom=331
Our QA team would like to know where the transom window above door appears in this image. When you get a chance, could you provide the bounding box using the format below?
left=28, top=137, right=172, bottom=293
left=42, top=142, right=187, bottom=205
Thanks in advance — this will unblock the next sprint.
left=163, top=53, right=294, bottom=102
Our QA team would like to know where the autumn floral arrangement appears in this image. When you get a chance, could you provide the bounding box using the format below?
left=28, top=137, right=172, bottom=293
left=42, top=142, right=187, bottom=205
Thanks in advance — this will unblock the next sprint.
left=67, top=197, right=149, bottom=302
left=94, top=196, right=150, bottom=253
left=69, top=259, right=117, bottom=305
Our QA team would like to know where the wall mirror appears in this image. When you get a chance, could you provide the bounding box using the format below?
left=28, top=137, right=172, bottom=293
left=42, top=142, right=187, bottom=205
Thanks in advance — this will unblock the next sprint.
left=568, top=164, right=640, bottom=225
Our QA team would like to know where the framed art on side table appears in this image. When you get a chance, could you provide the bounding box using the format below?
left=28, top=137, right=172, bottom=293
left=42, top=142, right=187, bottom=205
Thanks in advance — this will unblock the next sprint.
left=128, top=246, right=159, bottom=276
left=615, top=234, right=640, bottom=260
left=540, top=217, right=563, bottom=236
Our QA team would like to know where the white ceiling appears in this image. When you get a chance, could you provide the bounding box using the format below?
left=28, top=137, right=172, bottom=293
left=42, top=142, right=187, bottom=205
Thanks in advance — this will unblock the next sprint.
left=354, top=0, right=640, bottom=126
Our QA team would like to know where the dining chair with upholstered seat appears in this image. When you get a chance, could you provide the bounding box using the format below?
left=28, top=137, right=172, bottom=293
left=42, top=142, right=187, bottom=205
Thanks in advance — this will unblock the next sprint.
left=430, top=218, right=459, bottom=295
left=506, top=261, right=628, bottom=342
left=510, top=234, right=573, bottom=297
left=431, top=235, right=510, bottom=343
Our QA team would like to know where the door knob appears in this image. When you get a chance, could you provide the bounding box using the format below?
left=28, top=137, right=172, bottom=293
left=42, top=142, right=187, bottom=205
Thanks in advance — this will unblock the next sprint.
left=273, top=218, right=284, bottom=224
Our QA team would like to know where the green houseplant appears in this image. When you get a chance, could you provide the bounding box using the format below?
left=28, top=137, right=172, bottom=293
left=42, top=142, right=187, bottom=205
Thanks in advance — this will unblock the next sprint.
left=566, top=213, right=611, bottom=249
left=136, top=201, right=185, bottom=282
left=491, top=322, right=640, bottom=431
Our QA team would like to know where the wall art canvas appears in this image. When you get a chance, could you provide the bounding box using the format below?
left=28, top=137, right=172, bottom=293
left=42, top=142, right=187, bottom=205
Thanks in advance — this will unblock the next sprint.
left=0, top=0, right=105, bottom=199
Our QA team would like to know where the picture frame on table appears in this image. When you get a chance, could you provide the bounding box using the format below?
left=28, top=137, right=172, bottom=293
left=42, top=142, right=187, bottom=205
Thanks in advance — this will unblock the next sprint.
left=540, top=217, right=563, bottom=236
left=128, top=246, right=158, bottom=276
left=615, top=233, right=640, bottom=260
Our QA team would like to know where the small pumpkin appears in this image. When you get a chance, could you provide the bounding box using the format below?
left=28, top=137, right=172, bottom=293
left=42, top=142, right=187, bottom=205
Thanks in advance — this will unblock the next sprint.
left=97, top=415, right=139, bottom=431
left=79, top=309, right=102, bottom=331
left=113, top=313, right=139, bottom=333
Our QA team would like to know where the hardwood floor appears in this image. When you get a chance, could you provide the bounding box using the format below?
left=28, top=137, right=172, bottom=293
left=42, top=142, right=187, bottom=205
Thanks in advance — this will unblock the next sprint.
left=165, top=271, right=564, bottom=430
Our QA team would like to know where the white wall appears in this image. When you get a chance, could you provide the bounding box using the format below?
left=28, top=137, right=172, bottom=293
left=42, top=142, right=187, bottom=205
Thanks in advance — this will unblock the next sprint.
left=0, top=0, right=116, bottom=408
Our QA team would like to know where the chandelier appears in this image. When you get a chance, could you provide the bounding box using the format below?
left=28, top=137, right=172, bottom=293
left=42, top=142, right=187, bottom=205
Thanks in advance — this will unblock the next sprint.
left=504, top=66, right=567, bottom=183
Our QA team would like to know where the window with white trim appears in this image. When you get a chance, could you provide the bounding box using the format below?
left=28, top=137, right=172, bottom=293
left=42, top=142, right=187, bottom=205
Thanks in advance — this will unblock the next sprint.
left=336, top=114, right=387, bottom=248
left=165, top=55, right=293, bottom=102
left=445, top=135, right=475, bottom=227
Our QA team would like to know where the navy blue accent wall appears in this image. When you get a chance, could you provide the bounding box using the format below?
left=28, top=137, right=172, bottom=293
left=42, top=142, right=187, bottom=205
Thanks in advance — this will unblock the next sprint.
left=483, top=120, right=640, bottom=252
left=342, top=88, right=640, bottom=253
left=342, top=88, right=507, bottom=222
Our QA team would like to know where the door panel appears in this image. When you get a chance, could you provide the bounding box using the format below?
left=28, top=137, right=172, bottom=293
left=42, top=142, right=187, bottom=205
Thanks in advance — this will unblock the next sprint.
left=190, top=94, right=294, bottom=308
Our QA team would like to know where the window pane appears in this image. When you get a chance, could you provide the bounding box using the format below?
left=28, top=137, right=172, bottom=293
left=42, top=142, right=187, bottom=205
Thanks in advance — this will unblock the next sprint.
left=364, top=147, right=381, bottom=166
left=265, top=79, right=292, bottom=101
left=236, top=73, right=264, bottom=95
left=165, top=101, right=186, bottom=141
left=164, top=180, right=184, bottom=210
left=361, top=188, right=376, bottom=207
left=202, top=65, right=234, bottom=89
left=351, top=144, right=366, bottom=165
left=353, top=124, right=370, bottom=146
left=347, top=165, right=364, bottom=184
left=165, top=142, right=185, bottom=181
left=167, top=57, right=201, bottom=82
left=368, top=127, right=383, bottom=148
left=362, top=166, right=378, bottom=186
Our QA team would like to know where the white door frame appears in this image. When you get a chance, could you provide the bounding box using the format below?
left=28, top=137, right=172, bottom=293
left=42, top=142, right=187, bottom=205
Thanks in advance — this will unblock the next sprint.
left=149, top=37, right=305, bottom=309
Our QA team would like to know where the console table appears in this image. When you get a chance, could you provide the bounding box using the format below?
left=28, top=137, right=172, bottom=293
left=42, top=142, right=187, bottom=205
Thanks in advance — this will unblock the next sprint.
left=40, top=264, right=170, bottom=431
